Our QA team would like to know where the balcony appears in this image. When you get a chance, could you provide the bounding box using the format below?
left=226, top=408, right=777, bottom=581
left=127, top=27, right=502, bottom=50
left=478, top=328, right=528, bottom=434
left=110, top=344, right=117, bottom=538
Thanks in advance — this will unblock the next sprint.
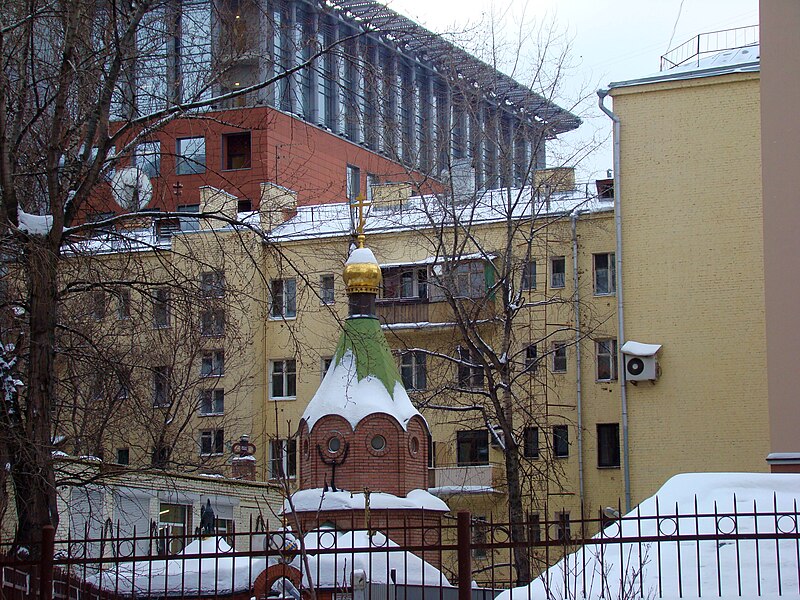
left=427, top=464, right=499, bottom=494
left=376, top=300, right=429, bottom=324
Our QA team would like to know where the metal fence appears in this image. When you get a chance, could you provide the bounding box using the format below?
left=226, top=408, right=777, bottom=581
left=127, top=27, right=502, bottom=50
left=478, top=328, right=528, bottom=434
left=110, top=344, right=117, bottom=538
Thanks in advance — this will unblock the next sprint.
left=2, top=499, right=799, bottom=600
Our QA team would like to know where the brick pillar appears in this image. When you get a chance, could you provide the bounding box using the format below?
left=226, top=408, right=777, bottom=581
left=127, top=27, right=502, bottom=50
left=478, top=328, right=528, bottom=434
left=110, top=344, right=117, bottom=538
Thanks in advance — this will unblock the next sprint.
left=231, top=456, right=256, bottom=480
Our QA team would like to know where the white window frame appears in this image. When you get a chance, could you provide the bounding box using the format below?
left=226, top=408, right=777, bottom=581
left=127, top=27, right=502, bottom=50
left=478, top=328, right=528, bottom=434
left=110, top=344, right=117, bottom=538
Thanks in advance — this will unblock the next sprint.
left=200, top=428, right=225, bottom=456
left=400, top=351, right=427, bottom=390
left=321, top=357, right=333, bottom=382
left=134, top=141, right=161, bottom=179
left=270, top=278, right=297, bottom=319
left=381, top=267, right=428, bottom=300
left=593, top=252, right=616, bottom=296
left=201, top=350, right=225, bottom=377
left=552, top=342, right=567, bottom=373
left=270, top=359, right=297, bottom=400
left=268, top=439, right=297, bottom=479
left=520, top=260, right=536, bottom=291
left=200, top=307, right=225, bottom=337
left=199, top=389, right=224, bottom=416
left=551, top=256, right=566, bottom=289
left=200, top=271, right=225, bottom=298
left=152, top=366, right=171, bottom=407
left=596, top=339, right=618, bottom=381
left=320, top=274, right=335, bottom=305
left=524, top=344, right=538, bottom=373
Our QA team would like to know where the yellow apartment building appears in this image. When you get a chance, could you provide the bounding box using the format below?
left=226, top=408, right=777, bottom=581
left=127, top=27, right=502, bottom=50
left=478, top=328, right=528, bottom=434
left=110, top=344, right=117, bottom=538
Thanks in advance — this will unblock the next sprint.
left=604, top=35, right=770, bottom=508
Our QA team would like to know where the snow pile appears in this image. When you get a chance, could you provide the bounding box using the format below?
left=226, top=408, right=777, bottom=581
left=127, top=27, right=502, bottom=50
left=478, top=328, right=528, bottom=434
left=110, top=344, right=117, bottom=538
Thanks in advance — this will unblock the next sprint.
left=86, top=537, right=267, bottom=596
left=302, top=348, right=420, bottom=431
left=498, top=473, right=800, bottom=600
left=287, top=488, right=449, bottom=513
left=18, top=209, right=53, bottom=236
left=295, top=529, right=452, bottom=587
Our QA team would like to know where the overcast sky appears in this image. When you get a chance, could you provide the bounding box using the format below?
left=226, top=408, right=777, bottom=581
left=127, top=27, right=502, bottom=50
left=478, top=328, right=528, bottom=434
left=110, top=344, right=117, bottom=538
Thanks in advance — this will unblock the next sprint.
left=388, top=0, right=759, bottom=180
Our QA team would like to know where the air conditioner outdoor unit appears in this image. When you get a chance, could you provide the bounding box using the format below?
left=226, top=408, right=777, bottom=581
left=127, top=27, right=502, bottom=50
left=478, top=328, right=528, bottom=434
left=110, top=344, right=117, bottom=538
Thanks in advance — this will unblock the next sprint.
left=621, top=341, right=662, bottom=382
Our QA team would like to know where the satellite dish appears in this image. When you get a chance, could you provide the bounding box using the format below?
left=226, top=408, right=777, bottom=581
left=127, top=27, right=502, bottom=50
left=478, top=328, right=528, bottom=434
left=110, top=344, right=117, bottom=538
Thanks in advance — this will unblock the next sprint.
left=111, top=167, right=153, bottom=211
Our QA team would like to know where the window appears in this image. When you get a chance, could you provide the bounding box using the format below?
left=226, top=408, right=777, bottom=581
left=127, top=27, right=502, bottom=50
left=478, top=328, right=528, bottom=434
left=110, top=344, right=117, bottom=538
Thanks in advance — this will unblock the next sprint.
left=521, top=261, right=536, bottom=290
left=158, top=503, right=191, bottom=554
left=366, top=173, right=379, bottom=202
left=593, top=252, right=616, bottom=295
left=176, top=137, right=206, bottom=175
left=200, top=428, right=225, bottom=455
left=152, top=288, right=170, bottom=328
left=320, top=274, right=335, bottom=305
left=381, top=267, right=428, bottom=300
left=177, top=204, right=200, bottom=232
left=222, top=132, right=251, bottom=170
left=523, top=426, right=539, bottom=459
left=346, top=164, right=360, bottom=201
left=152, top=366, right=171, bottom=407
left=553, top=425, right=569, bottom=458
left=134, top=141, right=161, bottom=179
left=400, top=351, right=427, bottom=390
left=524, top=344, right=539, bottom=373
left=271, top=278, right=297, bottom=318
left=238, top=198, right=252, bottom=212
left=199, top=389, right=224, bottom=415
left=457, top=346, right=484, bottom=388
left=555, top=511, right=571, bottom=541
left=271, top=359, right=297, bottom=399
left=552, top=342, right=567, bottom=373
left=116, top=448, right=130, bottom=465
left=116, top=289, right=131, bottom=320
left=200, top=271, right=225, bottom=298
left=200, top=308, right=225, bottom=337
left=151, top=444, right=171, bottom=468
left=452, top=261, right=485, bottom=298
left=527, top=513, right=541, bottom=544
left=91, top=291, right=106, bottom=321
left=597, top=423, right=621, bottom=468
left=269, top=439, right=297, bottom=479
left=456, top=430, right=489, bottom=466
left=551, top=257, right=566, bottom=288
left=596, top=339, right=618, bottom=381
left=201, top=350, right=224, bottom=377
left=321, top=357, right=333, bottom=381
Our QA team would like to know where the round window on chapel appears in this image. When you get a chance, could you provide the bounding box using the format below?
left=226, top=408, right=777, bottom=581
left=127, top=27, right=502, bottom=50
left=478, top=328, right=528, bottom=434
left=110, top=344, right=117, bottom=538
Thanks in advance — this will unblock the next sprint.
left=328, top=437, right=341, bottom=453
left=370, top=435, right=386, bottom=451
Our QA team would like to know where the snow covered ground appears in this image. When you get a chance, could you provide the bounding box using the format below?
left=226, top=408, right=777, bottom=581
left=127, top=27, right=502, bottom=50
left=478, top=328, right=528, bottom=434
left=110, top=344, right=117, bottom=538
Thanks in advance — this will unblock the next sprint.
left=497, top=473, right=800, bottom=600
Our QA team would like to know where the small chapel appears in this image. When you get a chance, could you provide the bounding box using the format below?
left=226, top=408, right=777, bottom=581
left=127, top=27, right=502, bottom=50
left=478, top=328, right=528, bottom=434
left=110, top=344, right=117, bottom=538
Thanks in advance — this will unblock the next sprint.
left=284, top=225, right=449, bottom=557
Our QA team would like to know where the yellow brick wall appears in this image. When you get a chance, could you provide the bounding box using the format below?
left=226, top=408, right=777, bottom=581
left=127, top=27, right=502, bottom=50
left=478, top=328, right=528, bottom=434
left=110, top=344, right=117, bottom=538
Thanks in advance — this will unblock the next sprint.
left=611, top=72, right=769, bottom=504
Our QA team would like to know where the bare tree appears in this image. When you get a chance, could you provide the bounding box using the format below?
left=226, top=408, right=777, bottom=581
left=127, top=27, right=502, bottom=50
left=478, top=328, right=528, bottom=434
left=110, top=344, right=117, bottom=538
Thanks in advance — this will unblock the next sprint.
left=0, top=0, right=351, bottom=551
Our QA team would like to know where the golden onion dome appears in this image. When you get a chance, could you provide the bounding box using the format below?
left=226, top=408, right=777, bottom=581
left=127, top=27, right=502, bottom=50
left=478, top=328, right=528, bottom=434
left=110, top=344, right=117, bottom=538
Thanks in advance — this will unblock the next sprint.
left=343, top=234, right=382, bottom=295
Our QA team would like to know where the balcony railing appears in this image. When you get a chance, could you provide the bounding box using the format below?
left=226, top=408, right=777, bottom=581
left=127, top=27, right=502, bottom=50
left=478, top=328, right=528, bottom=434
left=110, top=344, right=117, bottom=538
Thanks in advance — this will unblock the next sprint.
left=376, top=300, right=429, bottom=324
left=428, top=464, right=497, bottom=492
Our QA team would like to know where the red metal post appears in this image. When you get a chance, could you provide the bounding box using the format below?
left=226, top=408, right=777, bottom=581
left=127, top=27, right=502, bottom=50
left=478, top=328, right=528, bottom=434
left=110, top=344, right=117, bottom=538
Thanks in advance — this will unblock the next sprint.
left=39, top=525, right=55, bottom=600
left=457, top=510, right=471, bottom=600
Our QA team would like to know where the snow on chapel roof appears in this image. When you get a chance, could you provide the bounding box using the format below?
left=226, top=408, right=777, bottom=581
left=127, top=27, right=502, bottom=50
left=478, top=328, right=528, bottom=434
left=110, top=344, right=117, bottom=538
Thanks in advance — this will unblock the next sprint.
left=301, top=317, right=422, bottom=432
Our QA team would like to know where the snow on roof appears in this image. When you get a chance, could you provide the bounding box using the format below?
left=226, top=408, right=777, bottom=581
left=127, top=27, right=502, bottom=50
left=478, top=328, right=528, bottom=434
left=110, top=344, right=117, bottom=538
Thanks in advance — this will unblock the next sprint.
left=302, top=317, right=422, bottom=432
left=296, top=529, right=452, bottom=587
left=286, top=488, right=449, bottom=514
left=428, top=486, right=497, bottom=496
left=269, top=185, right=607, bottom=243
left=18, top=209, right=54, bottom=236
left=498, top=472, right=800, bottom=600
left=609, top=44, right=759, bottom=89
left=87, top=536, right=266, bottom=596
left=620, top=341, right=662, bottom=356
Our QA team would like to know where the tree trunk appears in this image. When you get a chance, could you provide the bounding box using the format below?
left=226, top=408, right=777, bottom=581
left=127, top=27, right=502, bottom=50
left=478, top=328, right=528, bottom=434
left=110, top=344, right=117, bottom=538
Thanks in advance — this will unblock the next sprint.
left=501, top=388, right=532, bottom=585
left=12, top=238, right=60, bottom=552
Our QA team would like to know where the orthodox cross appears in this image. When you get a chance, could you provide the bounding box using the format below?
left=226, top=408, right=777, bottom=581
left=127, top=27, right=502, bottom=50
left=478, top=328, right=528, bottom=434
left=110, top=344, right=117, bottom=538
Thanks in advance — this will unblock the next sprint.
left=353, top=194, right=369, bottom=239
left=172, top=181, right=184, bottom=200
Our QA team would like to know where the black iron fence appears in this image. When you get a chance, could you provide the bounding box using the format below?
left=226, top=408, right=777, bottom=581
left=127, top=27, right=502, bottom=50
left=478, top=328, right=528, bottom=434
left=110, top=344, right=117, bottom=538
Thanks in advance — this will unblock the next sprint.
left=2, top=500, right=799, bottom=600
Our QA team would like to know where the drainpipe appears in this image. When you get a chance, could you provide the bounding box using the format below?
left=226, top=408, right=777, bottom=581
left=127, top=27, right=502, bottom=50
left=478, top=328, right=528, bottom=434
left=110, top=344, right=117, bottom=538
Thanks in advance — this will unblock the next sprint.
left=571, top=209, right=584, bottom=506
left=597, top=88, right=631, bottom=513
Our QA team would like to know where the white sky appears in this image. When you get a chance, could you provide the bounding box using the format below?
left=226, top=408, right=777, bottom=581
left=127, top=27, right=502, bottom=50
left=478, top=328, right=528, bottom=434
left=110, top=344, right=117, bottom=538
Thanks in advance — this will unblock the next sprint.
left=386, top=0, right=759, bottom=180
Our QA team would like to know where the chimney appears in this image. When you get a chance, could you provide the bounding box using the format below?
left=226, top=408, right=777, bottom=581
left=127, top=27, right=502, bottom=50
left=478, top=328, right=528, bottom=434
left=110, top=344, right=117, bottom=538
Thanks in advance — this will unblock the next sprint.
left=450, top=158, right=475, bottom=200
left=259, top=183, right=298, bottom=231
left=231, top=434, right=256, bottom=481
left=199, top=186, right=239, bottom=229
